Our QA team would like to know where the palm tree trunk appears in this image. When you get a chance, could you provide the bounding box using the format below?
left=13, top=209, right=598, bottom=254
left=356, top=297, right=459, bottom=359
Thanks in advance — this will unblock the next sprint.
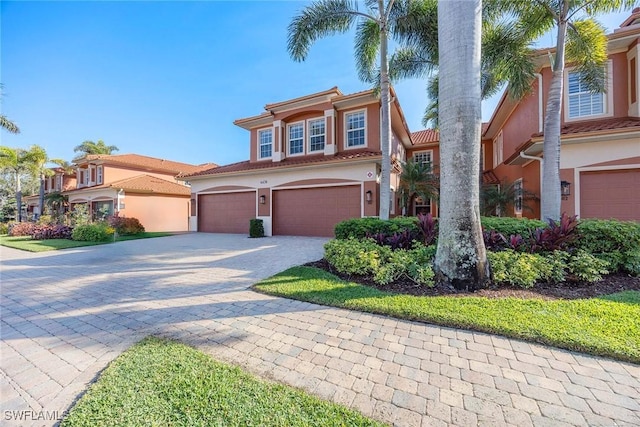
left=15, top=172, right=22, bottom=222
left=541, top=19, right=567, bottom=221
left=38, top=173, right=45, bottom=219
left=378, top=16, right=391, bottom=221
left=434, top=0, right=489, bottom=291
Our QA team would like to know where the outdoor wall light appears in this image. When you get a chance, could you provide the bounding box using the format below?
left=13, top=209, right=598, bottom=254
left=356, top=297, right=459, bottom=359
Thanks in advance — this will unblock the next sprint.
left=259, top=195, right=266, bottom=204
left=365, top=190, right=373, bottom=204
left=560, top=180, right=571, bottom=200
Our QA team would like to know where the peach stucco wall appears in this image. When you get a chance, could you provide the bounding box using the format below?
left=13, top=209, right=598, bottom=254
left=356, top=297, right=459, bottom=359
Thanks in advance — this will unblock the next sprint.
left=120, top=194, right=190, bottom=232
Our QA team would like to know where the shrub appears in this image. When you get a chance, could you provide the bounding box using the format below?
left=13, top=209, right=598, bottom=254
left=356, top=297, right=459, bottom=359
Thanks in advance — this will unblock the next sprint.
left=334, top=217, right=419, bottom=239
left=0, top=222, right=9, bottom=235
left=575, top=219, right=640, bottom=274
left=249, top=219, right=264, bottom=238
left=70, top=204, right=91, bottom=226
left=8, top=222, right=37, bottom=237
left=72, top=223, right=114, bottom=242
left=31, top=224, right=73, bottom=240
left=529, top=213, right=579, bottom=253
left=623, top=249, right=640, bottom=276
left=481, top=216, right=546, bottom=237
left=37, top=214, right=54, bottom=225
left=108, top=213, right=145, bottom=235
left=488, top=250, right=546, bottom=288
left=366, top=229, right=417, bottom=250
left=324, top=238, right=389, bottom=275
left=539, top=251, right=569, bottom=284
left=568, top=250, right=609, bottom=282
left=417, top=213, right=438, bottom=245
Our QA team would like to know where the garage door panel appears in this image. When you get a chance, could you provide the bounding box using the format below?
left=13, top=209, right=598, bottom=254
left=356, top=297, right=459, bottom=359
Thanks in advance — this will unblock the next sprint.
left=198, top=192, right=255, bottom=233
left=580, top=169, right=640, bottom=221
left=273, top=186, right=361, bottom=237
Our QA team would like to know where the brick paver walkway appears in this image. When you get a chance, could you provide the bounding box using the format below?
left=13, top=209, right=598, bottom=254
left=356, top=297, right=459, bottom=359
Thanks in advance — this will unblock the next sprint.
left=1, top=234, right=639, bottom=426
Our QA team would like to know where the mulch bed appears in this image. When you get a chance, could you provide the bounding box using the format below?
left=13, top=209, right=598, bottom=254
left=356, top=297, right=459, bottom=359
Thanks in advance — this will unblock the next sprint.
left=304, top=259, right=640, bottom=300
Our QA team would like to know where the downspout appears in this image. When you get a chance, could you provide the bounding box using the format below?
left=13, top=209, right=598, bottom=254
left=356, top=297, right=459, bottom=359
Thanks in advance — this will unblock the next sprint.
left=519, top=151, right=543, bottom=219
left=536, top=73, right=543, bottom=133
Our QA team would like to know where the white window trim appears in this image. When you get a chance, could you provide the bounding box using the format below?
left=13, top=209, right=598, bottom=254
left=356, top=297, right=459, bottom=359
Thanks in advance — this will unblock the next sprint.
left=514, top=178, right=523, bottom=215
left=628, top=44, right=640, bottom=117
left=287, top=121, right=305, bottom=157
left=344, top=109, right=367, bottom=150
left=493, top=131, right=504, bottom=167
left=563, top=60, right=613, bottom=122
left=307, top=117, right=326, bottom=153
left=257, top=128, right=273, bottom=160
left=414, top=197, right=432, bottom=216
left=413, top=149, right=433, bottom=167
left=97, top=165, right=103, bottom=185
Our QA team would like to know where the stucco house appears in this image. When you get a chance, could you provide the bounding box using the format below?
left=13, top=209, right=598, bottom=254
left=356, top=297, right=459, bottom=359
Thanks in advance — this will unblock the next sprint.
left=180, top=87, right=421, bottom=237
left=23, top=166, right=77, bottom=218
left=480, top=8, right=640, bottom=221
left=63, top=154, right=215, bottom=232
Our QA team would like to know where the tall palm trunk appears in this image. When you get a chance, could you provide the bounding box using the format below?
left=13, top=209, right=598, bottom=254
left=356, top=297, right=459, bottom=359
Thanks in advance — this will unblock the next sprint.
left=541, top=20, right=568, bottom=221
left=15, top=172, right=23, bottom=222
left=378, top=2, right=391, bottom=221
left=434, top=0, right=489, bottom=291
left=38, top=173, right=46, bottom=219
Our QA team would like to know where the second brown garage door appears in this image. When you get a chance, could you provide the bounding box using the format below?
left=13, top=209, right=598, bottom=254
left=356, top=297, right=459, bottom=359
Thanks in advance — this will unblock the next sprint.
left=273, top=185, right=361, bottom=237
left=580, top=168, right=640, bottom=221
left=198, top=192, right=256, bottom=233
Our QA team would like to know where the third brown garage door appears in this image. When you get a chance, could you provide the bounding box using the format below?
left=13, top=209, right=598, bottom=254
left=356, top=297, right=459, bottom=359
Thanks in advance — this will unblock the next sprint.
left=580, top=169, right=640, bottom=221
left=273, top=186, right=361, bottom=237
left=198, top=192, right=255, bottom=233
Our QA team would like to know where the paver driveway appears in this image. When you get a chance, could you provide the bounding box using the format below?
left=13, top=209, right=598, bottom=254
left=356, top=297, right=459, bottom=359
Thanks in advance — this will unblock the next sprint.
left=1, top=233, right=639, bottom=427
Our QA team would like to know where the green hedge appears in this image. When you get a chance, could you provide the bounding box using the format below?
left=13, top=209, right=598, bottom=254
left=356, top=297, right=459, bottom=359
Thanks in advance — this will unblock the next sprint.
left=575, top=219, right=640, bottom=275
left=480, top=216, right=546, bottom=237
left=72, top=223, right=113, bottom=242
left=334, top=217, right=419, bottom=239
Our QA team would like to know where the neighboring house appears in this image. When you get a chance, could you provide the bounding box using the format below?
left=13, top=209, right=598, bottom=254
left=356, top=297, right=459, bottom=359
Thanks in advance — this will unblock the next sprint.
left=23, top=167, right=77, bottom=217
left=63, top=154, right=215, bottom=232
left=180, top=87, right=416, bottom=237
left=482, top=9, right=640, bottom=221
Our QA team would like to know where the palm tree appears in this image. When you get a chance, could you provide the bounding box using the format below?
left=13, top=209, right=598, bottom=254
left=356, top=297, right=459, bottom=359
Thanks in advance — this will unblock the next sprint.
left=73, top=140, right=119, bottom=157
left=494, top=0, right=636, bottom=221
left=288, top=0, right=432, bottom=220
left=481, top=180, right=537, bottom=217
left=45, top=191, right=69, bottom=220
left=0, top=145, right=46, bottom=222
left=398, top=158, right=438, bottom=216
left=434, top=0, right=489, bottom=291
left=0, top=116, right=20, bottom=134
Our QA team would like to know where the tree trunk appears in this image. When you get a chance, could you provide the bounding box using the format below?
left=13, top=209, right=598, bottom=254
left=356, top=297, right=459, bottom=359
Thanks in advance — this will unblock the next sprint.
left=38, top=173, right=45, bottom=219
left=378, top=8, right=391, bottom=221
left=540, top=19, right=567, bottom=222
left=434, top=0, right=489, bottom=291
left=15, top=172, right=23, bottom=222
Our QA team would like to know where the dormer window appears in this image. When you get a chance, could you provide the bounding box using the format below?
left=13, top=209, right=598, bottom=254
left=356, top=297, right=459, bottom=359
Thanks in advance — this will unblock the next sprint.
left=258, top=129, right=272, bottom=159
left=308, top=118, right=325, bottom=152
left=288, top=122, right=304, bottom=156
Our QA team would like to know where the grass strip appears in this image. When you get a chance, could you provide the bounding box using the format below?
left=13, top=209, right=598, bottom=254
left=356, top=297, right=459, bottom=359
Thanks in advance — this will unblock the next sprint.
left=61, top=336, right=383, bottom=427
left=0, top=232, right=173, bottom=252
left=254, top=267, right=640, bottom=363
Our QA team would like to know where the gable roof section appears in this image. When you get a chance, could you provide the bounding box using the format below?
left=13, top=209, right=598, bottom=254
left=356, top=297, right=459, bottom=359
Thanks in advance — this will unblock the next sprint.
left=64, top=174, right=191, bottom=196
left=75, top=154, right=216, bottom=175
left=411, top=129, right=439, bottom=145
left=182, top=150, right=382, bottom=179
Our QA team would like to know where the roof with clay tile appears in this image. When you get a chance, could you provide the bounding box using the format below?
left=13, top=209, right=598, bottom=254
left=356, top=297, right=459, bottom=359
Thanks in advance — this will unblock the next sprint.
left=182, top=150, right=382, bottom=178
left=76, top=154, right=216, bottom=175
left=531, top=117, right=640, bottom=138
left=63, top=174, right=190, bottom=196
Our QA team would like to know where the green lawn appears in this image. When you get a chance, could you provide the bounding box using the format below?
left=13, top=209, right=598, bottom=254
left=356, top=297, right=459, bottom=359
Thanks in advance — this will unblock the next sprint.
left=254, top=266, right=640, bottom=363
left=61, top=337, right=384, bottom=427
left=0, top=232, right=173, bottom=252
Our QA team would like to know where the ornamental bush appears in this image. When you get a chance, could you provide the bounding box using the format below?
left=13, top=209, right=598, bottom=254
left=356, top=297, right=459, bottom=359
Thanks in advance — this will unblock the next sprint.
left=324, top=238, right=388, bottom=275
left=334, top=217, right=420, bottom=240
left=575, top=219, right=640, bottom=275
left=31, top=224, right=73, bottom=240
left=568, top=250, right=609, bottom=282
left=72, top=223, right=114, bottom=242
left=249, top=219, right=265, bottom=238
left=8, top=222, right=37, bottom=237
left=488, top=250, right=544, bottom=288
left=481, top=216, right=546, bottom=237
left=108, top=214, right=145, bottom=235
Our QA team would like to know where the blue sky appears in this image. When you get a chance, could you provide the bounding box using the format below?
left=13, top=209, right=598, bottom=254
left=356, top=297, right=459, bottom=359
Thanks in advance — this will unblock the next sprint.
left=0, top=1, right=633, bottom=167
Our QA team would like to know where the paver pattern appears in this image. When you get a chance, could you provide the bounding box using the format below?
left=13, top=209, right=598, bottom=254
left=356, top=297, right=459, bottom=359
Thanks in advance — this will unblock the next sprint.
left=1, top=233, right=639, bottom=427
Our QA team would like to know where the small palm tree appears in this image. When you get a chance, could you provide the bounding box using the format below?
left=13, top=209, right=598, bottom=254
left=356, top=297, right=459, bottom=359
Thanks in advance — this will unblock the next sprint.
left=0, top=145, right=47, bottom=222
left=45, top=191, right=69, bottom=220
left=398, top=158, right=439, bottom=216
left=481, top=180, right=537, bottom=217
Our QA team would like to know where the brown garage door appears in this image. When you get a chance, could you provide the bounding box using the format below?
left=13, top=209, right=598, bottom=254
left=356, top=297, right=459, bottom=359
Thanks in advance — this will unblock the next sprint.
left=198, top=192, right=256, bottom=233
left=580, top=169, right=640, bottom=221
left=273, top=186, right=361, bottom=237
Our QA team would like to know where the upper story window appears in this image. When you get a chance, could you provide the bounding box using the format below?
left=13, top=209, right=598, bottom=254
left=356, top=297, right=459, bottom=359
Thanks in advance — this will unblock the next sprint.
left=55, top=174, right=62, bottom=191
left=308, top=118, right=325, bottom=152
left=97, top=166, right=104, bottom=185
left=493, top=131, right=503, bottom=167
left=567, top=70, right=604, bottom=119
left=288, top=122, right=304, bottom=156
left=345, top=110, right=366, bottom=148
left=413, top=150, right=432, bottom=167
left=258, top=129, right=272, bottom=159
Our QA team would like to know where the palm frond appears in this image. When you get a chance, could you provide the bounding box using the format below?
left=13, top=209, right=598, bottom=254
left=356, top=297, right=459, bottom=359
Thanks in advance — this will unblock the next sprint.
left=566, top=18, right=608, bottom=93
left=355, top=19, right=381, bottom=83
left=0, top=115, right=20, bottom=134
left=287, top=0, right=363, bottom=62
